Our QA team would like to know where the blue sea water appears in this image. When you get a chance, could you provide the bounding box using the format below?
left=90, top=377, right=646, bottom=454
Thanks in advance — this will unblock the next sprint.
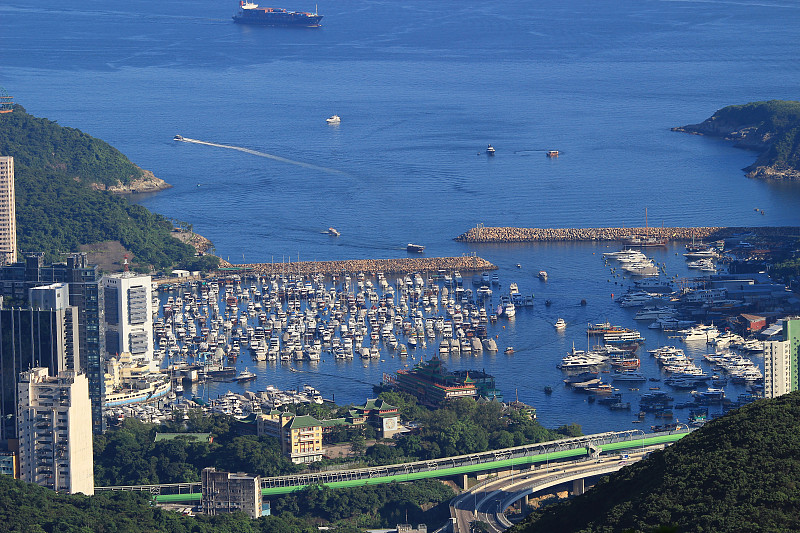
left=2, top=0, right=800, bottom=433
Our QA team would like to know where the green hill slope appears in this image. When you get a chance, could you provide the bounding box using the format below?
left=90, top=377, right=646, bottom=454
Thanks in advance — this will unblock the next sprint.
left=673, top=100, right=800, bottom=180
left=510, top=392, right=800, bottom=533
left=0, top=106, right=194, bottom=269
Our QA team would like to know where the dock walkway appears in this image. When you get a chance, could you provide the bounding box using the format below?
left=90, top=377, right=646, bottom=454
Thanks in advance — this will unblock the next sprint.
left=454, top=226, right=800, bottom=243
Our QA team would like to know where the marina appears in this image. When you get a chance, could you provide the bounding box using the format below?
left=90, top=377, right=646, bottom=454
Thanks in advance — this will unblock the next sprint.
left=142, top=238, right=780, bottom=434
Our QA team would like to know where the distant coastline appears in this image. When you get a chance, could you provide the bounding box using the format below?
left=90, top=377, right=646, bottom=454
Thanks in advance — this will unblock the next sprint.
left=672, top=100, right=800, bottom=181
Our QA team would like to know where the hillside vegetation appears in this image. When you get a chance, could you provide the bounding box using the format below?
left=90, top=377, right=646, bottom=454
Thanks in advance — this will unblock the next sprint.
left=673, top=100, right=800, bottom=180
left=509, top=392, right=800, bottom=533
left=0, top=105, right=195, bottom=269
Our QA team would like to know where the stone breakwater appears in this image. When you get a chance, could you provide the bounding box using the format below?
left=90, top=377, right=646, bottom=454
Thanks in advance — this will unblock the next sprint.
left=454, top=226, right=800, bottom=243
left=216, top=256, right=497, bottom=276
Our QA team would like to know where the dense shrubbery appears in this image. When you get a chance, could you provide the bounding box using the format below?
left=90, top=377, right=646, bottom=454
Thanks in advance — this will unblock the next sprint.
left=363, top=393, right=580, bottom=464
left=273, top=480, right=454, bottom=529
left=0, top=105, right=195, bottom=268
left=510, top=392, right=800, bottom=533
left=0, top=473, right=324, bottom=533
left=93, top=413, right=301, bottom=486
left=0, top=105, right=142, bottom=186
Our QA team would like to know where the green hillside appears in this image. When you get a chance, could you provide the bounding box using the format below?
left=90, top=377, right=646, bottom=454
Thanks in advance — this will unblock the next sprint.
left=0, top=105, right=194, bottom=269
left=0, top=472, right=319, bottom=533
left=674, top=100, right=800, bottom=180
left=509, top=392, right=800, bottom=533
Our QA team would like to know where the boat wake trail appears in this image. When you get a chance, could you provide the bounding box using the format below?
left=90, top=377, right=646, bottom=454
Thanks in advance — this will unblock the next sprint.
left=178, top=137, right=347, bottom=176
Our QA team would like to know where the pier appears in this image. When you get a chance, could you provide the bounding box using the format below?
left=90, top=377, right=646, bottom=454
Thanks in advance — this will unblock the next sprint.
left=216, top=255, right=497, bottom=276
left=454, top=225, right=800, bottom=244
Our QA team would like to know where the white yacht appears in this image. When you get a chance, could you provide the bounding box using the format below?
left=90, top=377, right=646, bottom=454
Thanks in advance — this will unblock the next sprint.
left=326, top=114, right=341, bottom=124
left=503, top=301, right=516, bottom=318
left=554, top=318, right=566, bottom=330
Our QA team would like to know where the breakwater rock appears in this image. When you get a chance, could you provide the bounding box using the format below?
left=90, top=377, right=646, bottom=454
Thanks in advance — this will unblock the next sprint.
left=217, top=256, right=497, bottom=276
left=454, top=226, right=800, bottom=243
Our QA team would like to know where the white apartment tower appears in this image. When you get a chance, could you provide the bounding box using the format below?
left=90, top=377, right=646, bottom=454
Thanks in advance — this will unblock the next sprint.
left=102, top=273, right=153, bottom=365
left=17, top=367, right=94, bottom=494
left=764, top=340, right=792, bottom=399
left=0, top=156, right=16, bottom=265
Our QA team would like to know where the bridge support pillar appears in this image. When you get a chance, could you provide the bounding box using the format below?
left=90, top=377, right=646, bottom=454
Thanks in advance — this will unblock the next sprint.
left=572, top=478, right=585, bottom=496
left=461, top=474, right=469, bottom=490
left=521, top=494, right=529, bottom=509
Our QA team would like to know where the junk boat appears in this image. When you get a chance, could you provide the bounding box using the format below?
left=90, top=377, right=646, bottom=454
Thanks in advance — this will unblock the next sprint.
left=407, top=243, right=425, bottom=253
left=326, top=114, right=341, bottom=124
left=233, top=2, right=323, bottom=27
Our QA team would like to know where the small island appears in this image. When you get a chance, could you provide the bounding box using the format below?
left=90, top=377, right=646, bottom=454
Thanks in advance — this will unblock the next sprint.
left=673, top=100, right=800, bottom=180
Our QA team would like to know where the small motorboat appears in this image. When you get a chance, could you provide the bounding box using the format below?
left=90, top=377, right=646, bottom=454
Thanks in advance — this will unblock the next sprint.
left=326, top=114, right=341, bottom=124
left=538, top=270, right=548, bottom=281
left=325, top=227, right=340, bottom=236
left=486, top=144, right=496, bottom=155
left=504, top=346, right=515, bottom=355
left=173, top=135, right=183, bottom=141
left=234, top=368, right=257, bottom=383
left=554, top=318, right=566, bottom=330
left=407, top=243, right=425, bottom=253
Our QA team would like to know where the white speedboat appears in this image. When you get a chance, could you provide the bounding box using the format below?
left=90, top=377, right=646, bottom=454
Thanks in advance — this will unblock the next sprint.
left=554, top=318, right=566, bottom=330
left=538, top=270, right=548, bottom=281
left=326, top=114, right=341, bottom=124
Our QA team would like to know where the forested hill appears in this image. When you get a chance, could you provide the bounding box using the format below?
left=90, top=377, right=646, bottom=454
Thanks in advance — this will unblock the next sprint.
left=0, top=105, right=143, bottom=187
left=510, top=392, right=800, bottom=533
left=673, top=100, right=800, bottom=180
left=0, top=105, right=194, bottom=269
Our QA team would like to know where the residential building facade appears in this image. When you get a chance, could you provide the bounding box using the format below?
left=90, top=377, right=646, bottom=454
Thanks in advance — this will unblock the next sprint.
left=0, top=254, right=105, bottom=433
left=102, top=273, right=153, bottom=366
left=17, top=368, right=94, bottom=494
left=201, top=467, right=262, bottom=518
left=0, top=157, right=16, bottom=265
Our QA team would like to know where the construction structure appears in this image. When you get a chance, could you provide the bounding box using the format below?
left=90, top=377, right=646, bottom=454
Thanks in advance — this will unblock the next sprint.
left=201, top=467, right=263, bottom=518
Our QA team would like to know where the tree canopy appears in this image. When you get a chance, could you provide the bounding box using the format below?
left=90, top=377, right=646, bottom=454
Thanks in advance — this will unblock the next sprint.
left=509, top=391, right=800, bottom=533
left=0, top=105, right=196, bottom=268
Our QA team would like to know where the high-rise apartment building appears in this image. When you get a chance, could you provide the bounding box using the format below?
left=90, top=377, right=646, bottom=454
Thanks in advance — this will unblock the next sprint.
left=0, top=304, right=79, bottom=441
left=0, top=157, right=16, bottom=266
left=763, top=318, right=800, bottom=399
left=17, top=367, right=94, bottom=494
left=102, top=273, right=153, bottom=366
left=0, top=254, right=105, bottom=433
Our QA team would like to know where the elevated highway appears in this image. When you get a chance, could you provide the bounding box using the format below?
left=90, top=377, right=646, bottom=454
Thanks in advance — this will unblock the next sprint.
left=450, top=448, right=659, bottom=532
left=93, top=428, right=689, bottom=504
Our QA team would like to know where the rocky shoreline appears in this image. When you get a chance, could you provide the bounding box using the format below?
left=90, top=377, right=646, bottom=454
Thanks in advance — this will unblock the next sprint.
left=454, top=226, right=800, bottom=243
left=216, top=256, right=497, bottom=276
left=92, top=169, right=173, bottom=194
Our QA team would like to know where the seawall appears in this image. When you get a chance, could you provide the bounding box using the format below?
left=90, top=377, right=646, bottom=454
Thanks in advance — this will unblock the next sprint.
left=453, top=226, right=800, bottom=243
left=217, top=256, right=497, bottom=276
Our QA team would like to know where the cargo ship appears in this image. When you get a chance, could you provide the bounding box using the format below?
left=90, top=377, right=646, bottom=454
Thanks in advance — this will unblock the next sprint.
left=232, top=1, right=323, bottom=27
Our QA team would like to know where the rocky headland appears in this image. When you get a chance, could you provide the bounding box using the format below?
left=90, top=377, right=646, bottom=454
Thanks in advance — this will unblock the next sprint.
left=91, top=169, right=172, bottom=193
left=672, top=100, right=800, bottom=180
